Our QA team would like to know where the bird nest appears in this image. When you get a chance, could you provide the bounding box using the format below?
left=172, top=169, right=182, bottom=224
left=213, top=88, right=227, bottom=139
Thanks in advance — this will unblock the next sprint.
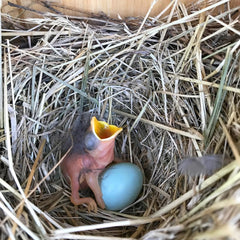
left=1, top=0, right=240, bottom=239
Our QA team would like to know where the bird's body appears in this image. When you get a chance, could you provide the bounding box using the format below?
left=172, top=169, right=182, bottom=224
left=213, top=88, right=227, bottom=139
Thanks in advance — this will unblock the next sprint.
left=61, top=116, right=122, bottom=211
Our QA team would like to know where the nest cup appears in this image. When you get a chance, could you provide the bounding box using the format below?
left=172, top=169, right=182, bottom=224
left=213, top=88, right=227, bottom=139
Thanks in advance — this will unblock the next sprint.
left=1, top=0, right=240, bottom=239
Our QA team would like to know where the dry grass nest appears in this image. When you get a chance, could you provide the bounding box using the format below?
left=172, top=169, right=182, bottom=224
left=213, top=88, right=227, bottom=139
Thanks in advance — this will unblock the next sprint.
left=1, top=0, right=240, bottom=239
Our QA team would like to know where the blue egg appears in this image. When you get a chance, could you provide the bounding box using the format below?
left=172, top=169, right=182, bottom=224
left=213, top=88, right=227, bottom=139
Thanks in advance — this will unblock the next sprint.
left=99, top=162, right=143, bottom=211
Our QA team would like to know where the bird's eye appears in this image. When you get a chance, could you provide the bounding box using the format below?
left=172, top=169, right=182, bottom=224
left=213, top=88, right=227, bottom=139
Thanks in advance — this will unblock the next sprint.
left=84, top=132, right=99, bottom=151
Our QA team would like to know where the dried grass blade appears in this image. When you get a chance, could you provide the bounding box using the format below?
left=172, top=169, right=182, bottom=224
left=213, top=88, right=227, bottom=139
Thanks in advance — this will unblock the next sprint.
left=204, top=47, right=232, bottom=146
left=3, top=51, right=46, bottom=238
left=180, top=167, right=240, bottom=222
left=0, top=201, right=40, bottom=240
left=0, top=23, right=3, bottom=128
left=220, top=118, right=240, bottom=165
left=52, top=218, right=157, bottom=235
left=209, top=15, right=240, bottom=36
left=80, top=36, right=92, bottom=112
left=50, top=234, right=134, bottom=240
left=114, top=109, right=203, bottom=140
left=169, top=74, right=240, bottom=94
left=196, top=49, right=207, bottom=131
left=35, top=66, right=98, bottom=104
left=130, top=94, right=152, bottom=132
left=193, top=224, right=240, bottom=240
left=10, top=138, right=46, bottom=237
left=0, top=178, right=63, bottom=230
left=152, top=161, right=236, bottom=218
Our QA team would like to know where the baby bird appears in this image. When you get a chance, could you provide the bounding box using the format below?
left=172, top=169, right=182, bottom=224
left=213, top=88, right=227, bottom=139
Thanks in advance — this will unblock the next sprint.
left=61, top=116, right=122, bottom=212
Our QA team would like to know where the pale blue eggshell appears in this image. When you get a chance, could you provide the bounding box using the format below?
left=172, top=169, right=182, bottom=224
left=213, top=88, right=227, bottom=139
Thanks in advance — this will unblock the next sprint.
left=99, top=162, right=143, bottom=211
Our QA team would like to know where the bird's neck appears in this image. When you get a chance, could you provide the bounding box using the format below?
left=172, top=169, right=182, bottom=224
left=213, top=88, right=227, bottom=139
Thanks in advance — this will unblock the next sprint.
left=88, top=140, right=115, bottom=168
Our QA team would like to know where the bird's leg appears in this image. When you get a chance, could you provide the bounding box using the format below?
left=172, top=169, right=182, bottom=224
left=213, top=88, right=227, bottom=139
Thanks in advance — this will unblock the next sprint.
left=85, top=171, right=105, bottom=209
left=70, top=175, right=97, bottom=212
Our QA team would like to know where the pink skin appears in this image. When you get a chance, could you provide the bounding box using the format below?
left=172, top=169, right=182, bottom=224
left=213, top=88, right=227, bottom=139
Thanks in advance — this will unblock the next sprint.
left=61, top=119, right=122, bottom=212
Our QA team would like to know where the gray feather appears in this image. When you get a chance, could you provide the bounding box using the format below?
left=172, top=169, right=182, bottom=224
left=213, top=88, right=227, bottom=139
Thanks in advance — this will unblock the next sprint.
left=178, top=155, right=224, bottom=177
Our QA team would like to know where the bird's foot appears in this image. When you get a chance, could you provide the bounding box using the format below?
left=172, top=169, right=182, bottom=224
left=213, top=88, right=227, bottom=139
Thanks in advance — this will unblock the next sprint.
left=96, top=196, right=105, bottom=209
left=71, top=196, right=98, bottom=212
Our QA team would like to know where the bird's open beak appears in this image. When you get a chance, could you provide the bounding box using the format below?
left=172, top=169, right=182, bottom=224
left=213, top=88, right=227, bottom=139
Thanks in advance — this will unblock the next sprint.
left=91, top=116, right=122, bottom=140
left=85, top=117, right=122, bottom=164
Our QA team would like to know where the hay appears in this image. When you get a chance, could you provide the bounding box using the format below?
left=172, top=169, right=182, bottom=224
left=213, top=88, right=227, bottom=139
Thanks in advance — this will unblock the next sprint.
left=1, top=0, right=240, bottom=239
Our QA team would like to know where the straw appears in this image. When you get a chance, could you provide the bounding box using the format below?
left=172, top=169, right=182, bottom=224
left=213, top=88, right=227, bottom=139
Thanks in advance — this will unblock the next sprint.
left=1, top=0, right=240, bottom=239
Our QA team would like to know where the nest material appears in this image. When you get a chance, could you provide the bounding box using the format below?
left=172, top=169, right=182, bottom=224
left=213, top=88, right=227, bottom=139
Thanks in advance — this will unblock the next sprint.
left=1, top=0, right=240, bottom=239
